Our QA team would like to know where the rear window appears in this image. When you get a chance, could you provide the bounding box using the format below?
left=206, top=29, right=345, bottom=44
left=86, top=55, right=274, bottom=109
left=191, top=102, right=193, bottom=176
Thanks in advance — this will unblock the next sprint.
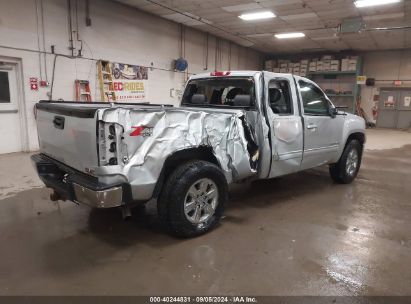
left=181, top=77, right=255, bottom=108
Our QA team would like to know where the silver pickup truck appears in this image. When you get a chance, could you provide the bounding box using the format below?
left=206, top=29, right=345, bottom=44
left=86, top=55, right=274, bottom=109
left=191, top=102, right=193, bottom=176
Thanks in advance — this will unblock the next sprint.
left=32, top=71, right=365, bottom=237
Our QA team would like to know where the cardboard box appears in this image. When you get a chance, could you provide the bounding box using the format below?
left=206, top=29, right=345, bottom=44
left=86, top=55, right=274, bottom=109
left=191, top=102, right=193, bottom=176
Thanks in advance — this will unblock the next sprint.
left=340, top=58, right=357, bottom=71
left=286, top=68, right=293, bottom=73
left=348, top=63, right=357, bottom=71
left=341, top=59, right=349, bottom=71
left=323, top=60, right=331, bottom=71
left=316, top=61, right=323, bottom=71
left=300, top=59, right=309, bottom=65
left=293, top=67, right=300, bottom=74
left=273, top=68, right=280, bottom=73
left=280, top=63, right=288, bottom=69
left=280, top=68, right=287, bottom=73
left=330, top=60, right=340, bottom=71
left=330, top=65, right=339, bottom=71
left=278, top=59, right=289, bottom=64
left=322, top=55, right=334, bottom=60
left=309, top=65, right=317, bottom=72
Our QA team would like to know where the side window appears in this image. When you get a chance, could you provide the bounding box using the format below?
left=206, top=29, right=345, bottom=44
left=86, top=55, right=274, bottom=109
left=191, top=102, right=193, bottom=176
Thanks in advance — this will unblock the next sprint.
left=299, top=80, right=329, bottom=115
left=268, top=80, right=292, bottom=114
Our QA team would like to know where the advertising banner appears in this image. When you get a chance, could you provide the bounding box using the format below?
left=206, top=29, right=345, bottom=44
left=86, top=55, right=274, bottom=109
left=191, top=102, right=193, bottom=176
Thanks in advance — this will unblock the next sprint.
left=111, top=62, right=148, bottom=102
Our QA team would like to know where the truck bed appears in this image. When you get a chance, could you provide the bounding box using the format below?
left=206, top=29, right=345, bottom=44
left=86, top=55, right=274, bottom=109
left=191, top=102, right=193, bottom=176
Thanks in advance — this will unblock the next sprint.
left=35, top=101, right=260, bottom=201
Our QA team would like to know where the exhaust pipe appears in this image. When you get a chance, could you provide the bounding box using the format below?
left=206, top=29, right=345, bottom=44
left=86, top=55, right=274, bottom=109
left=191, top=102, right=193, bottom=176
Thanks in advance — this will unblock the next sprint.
left=50, top=191, right=62, bottom=201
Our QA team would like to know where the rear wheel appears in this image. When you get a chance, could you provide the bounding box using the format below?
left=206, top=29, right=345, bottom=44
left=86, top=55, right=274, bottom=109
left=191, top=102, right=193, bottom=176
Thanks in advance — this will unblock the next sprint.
left=329, top=139, right=362, bottom=184
left=158, top=160, right=227, bottom=238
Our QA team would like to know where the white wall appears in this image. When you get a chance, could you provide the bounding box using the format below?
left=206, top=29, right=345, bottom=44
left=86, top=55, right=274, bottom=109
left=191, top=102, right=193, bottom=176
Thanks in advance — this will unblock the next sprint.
left=361, top=50, right=411, bottom=122
left=0, top=0, right=263, bottom=152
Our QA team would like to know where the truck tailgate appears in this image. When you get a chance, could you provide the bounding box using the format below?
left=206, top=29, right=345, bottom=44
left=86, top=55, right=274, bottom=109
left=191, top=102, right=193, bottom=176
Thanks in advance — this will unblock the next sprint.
left=36, top=102, right=101, bottom=172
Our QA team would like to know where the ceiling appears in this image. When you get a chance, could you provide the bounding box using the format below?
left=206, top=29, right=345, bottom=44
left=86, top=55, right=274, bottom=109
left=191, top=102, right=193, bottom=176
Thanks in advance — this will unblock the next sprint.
left=115, top=0, right=411, bottom=54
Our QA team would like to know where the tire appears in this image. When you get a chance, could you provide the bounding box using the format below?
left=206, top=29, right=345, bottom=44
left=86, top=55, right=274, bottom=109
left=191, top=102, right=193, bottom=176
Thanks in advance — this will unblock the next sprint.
left=329, top=139, right=363, bottom=184
left=158, top=160, right=228, bottom=238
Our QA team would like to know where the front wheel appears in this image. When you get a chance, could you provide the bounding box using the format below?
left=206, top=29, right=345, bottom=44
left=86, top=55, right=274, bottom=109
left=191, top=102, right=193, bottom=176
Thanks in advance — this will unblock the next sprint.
left=158, top=160, right=228, bottom=238
left=329, top=139, right=363, bottom=184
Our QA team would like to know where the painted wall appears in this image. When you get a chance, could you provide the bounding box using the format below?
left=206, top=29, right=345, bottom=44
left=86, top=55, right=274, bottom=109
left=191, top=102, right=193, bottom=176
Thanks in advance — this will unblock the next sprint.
left=361, top=50, right=411, bottom=123
left=0, top=0, right=263, bottom=152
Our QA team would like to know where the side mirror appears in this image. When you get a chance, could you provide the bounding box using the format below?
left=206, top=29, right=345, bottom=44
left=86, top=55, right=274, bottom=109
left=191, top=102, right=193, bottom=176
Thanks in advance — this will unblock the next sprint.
left=328, top=107, right=338, bottom=118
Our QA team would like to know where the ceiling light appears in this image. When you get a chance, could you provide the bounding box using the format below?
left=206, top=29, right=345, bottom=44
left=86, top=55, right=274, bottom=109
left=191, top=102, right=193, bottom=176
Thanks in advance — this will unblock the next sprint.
left=275, top=32, right=305, bottom=39
left=363, top=12, right=404, bottom=20
left=354, top=0, right=401, bottom=8
left=239, top=11, right=276, bottom=21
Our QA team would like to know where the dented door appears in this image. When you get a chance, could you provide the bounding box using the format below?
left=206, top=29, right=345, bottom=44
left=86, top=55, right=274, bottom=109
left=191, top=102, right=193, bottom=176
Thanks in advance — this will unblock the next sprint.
left=264, top=73, right=304, bottom=178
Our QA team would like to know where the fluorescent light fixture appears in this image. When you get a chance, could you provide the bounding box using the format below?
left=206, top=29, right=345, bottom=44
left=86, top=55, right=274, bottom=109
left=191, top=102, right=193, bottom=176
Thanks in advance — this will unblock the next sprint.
left=275, top=32, right=305, bottom=39
left=363, top=12, right=404, bottom=21
left=354, top=0, right=401, bottom=8
left=239, top=11, right=276, bottom=21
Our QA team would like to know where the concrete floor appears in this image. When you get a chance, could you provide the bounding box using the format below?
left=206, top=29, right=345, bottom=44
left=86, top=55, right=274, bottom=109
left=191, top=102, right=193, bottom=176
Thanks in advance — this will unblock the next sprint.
left=0, top=129, right=410, bottom=295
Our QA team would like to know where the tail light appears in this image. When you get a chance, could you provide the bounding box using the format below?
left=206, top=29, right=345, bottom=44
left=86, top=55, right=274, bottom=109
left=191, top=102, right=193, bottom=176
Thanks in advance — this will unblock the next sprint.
left=210, top=71, right=231, bottom=77
left=98, top=122, right=126, bottom=166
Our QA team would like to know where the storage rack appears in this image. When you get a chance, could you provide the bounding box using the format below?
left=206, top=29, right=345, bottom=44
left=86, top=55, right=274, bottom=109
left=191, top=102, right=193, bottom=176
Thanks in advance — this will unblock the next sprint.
left=307, top=58, right=362, bottom=114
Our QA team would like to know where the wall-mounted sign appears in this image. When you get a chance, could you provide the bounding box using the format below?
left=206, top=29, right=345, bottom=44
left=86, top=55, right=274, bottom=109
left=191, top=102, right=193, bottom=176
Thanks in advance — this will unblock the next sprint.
left=404, top=96, right=411, bottom=107
left=394, top=80, right=402, bottom=86
left=356, top=75, right=366, bottom=85
left=111, top=62, right=148, bottom=102
left=29, top=77, right=38, bottom=91
left=384, top=95, right=395, bottom=108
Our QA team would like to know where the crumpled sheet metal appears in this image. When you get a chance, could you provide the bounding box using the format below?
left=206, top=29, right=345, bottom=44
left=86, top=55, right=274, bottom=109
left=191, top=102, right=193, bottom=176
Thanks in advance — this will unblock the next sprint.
left=98, top=108, right=256, bottom=199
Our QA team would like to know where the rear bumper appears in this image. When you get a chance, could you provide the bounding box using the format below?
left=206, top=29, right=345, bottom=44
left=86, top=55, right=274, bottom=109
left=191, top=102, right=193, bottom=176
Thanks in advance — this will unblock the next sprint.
left=31, top=153, right=126, bottom=208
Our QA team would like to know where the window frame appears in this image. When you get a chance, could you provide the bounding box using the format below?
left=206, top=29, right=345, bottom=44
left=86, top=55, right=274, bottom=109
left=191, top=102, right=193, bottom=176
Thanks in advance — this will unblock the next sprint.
left=298, top=79, right=332, bottom=117
left=267, top=78, right=293, bottom=116
left=180, top=76, right=257, bottom=110
left=0, top=71, right=11, bottom=104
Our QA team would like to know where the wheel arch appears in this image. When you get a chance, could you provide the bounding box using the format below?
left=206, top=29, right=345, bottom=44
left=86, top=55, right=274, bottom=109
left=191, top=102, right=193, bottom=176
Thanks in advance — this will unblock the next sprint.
left=346, top=132, right=366, bottom=149
left=152, top=146, right=222, bottom=199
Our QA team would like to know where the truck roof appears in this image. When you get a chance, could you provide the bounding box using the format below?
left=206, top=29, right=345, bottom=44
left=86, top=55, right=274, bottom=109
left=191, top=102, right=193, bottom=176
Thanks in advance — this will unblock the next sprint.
left=189, top=71, right=309, bottom=82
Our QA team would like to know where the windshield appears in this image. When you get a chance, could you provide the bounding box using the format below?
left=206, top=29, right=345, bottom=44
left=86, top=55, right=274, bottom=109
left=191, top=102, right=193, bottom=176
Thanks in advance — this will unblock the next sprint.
left=181, top=77, right=255, bottom=108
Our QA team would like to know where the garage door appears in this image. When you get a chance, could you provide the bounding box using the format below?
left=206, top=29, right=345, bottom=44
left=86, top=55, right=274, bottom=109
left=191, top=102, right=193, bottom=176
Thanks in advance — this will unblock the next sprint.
left=0, top=63, right=22, bottom=154
left=377, top=89, right=411, bottom=129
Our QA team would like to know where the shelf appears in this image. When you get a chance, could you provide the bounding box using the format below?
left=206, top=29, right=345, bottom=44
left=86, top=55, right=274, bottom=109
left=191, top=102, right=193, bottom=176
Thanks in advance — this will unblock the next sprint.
left=326, top=94, right=354, bottom=97
left=308, top=71, right=357, bottom=76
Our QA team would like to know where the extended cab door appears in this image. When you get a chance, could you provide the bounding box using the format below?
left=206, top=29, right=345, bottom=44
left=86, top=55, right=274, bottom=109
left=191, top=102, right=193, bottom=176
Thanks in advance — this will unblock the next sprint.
left=297, top=78, right=345, bottom=169
left=265, top=74, right=304, bottom=178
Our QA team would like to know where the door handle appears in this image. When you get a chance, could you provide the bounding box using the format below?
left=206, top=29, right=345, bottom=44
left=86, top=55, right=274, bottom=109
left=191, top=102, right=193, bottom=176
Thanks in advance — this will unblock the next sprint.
left=306, top=124, right=317, bottom=130
left=53, top=116, right=65, bottom=129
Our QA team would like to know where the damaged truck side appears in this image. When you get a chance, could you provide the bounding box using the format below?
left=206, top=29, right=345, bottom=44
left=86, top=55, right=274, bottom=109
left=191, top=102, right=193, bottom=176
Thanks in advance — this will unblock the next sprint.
left=32, top=71, right=366, bottom=237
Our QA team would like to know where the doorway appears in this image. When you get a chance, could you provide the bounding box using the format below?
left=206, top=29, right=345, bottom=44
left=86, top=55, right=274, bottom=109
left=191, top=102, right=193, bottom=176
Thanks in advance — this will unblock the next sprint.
left=377, top=88, right=411, bottom=129
left=0, top=61, right=24, bottom=154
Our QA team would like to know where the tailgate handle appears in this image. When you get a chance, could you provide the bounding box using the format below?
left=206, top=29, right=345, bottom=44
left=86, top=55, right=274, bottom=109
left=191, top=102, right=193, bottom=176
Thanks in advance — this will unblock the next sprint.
left=53, top=116, right=65, bottom=129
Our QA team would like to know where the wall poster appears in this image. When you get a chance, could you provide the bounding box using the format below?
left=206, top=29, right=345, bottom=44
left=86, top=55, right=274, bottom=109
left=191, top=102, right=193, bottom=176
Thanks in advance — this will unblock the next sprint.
left=111, top=62, right=148, bottom=102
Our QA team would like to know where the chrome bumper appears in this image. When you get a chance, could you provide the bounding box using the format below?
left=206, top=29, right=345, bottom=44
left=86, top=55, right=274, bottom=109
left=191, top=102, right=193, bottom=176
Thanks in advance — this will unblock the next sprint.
left=31, top=153, right=126, bottom=209
left=72, top=183, right=123, bottom=208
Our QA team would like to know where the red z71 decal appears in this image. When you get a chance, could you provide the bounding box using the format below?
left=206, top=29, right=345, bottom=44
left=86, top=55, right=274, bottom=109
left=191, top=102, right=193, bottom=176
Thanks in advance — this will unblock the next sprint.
left=130, top=126, right=153, bottom=137
left=130, top=126, right=144, bottom=136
